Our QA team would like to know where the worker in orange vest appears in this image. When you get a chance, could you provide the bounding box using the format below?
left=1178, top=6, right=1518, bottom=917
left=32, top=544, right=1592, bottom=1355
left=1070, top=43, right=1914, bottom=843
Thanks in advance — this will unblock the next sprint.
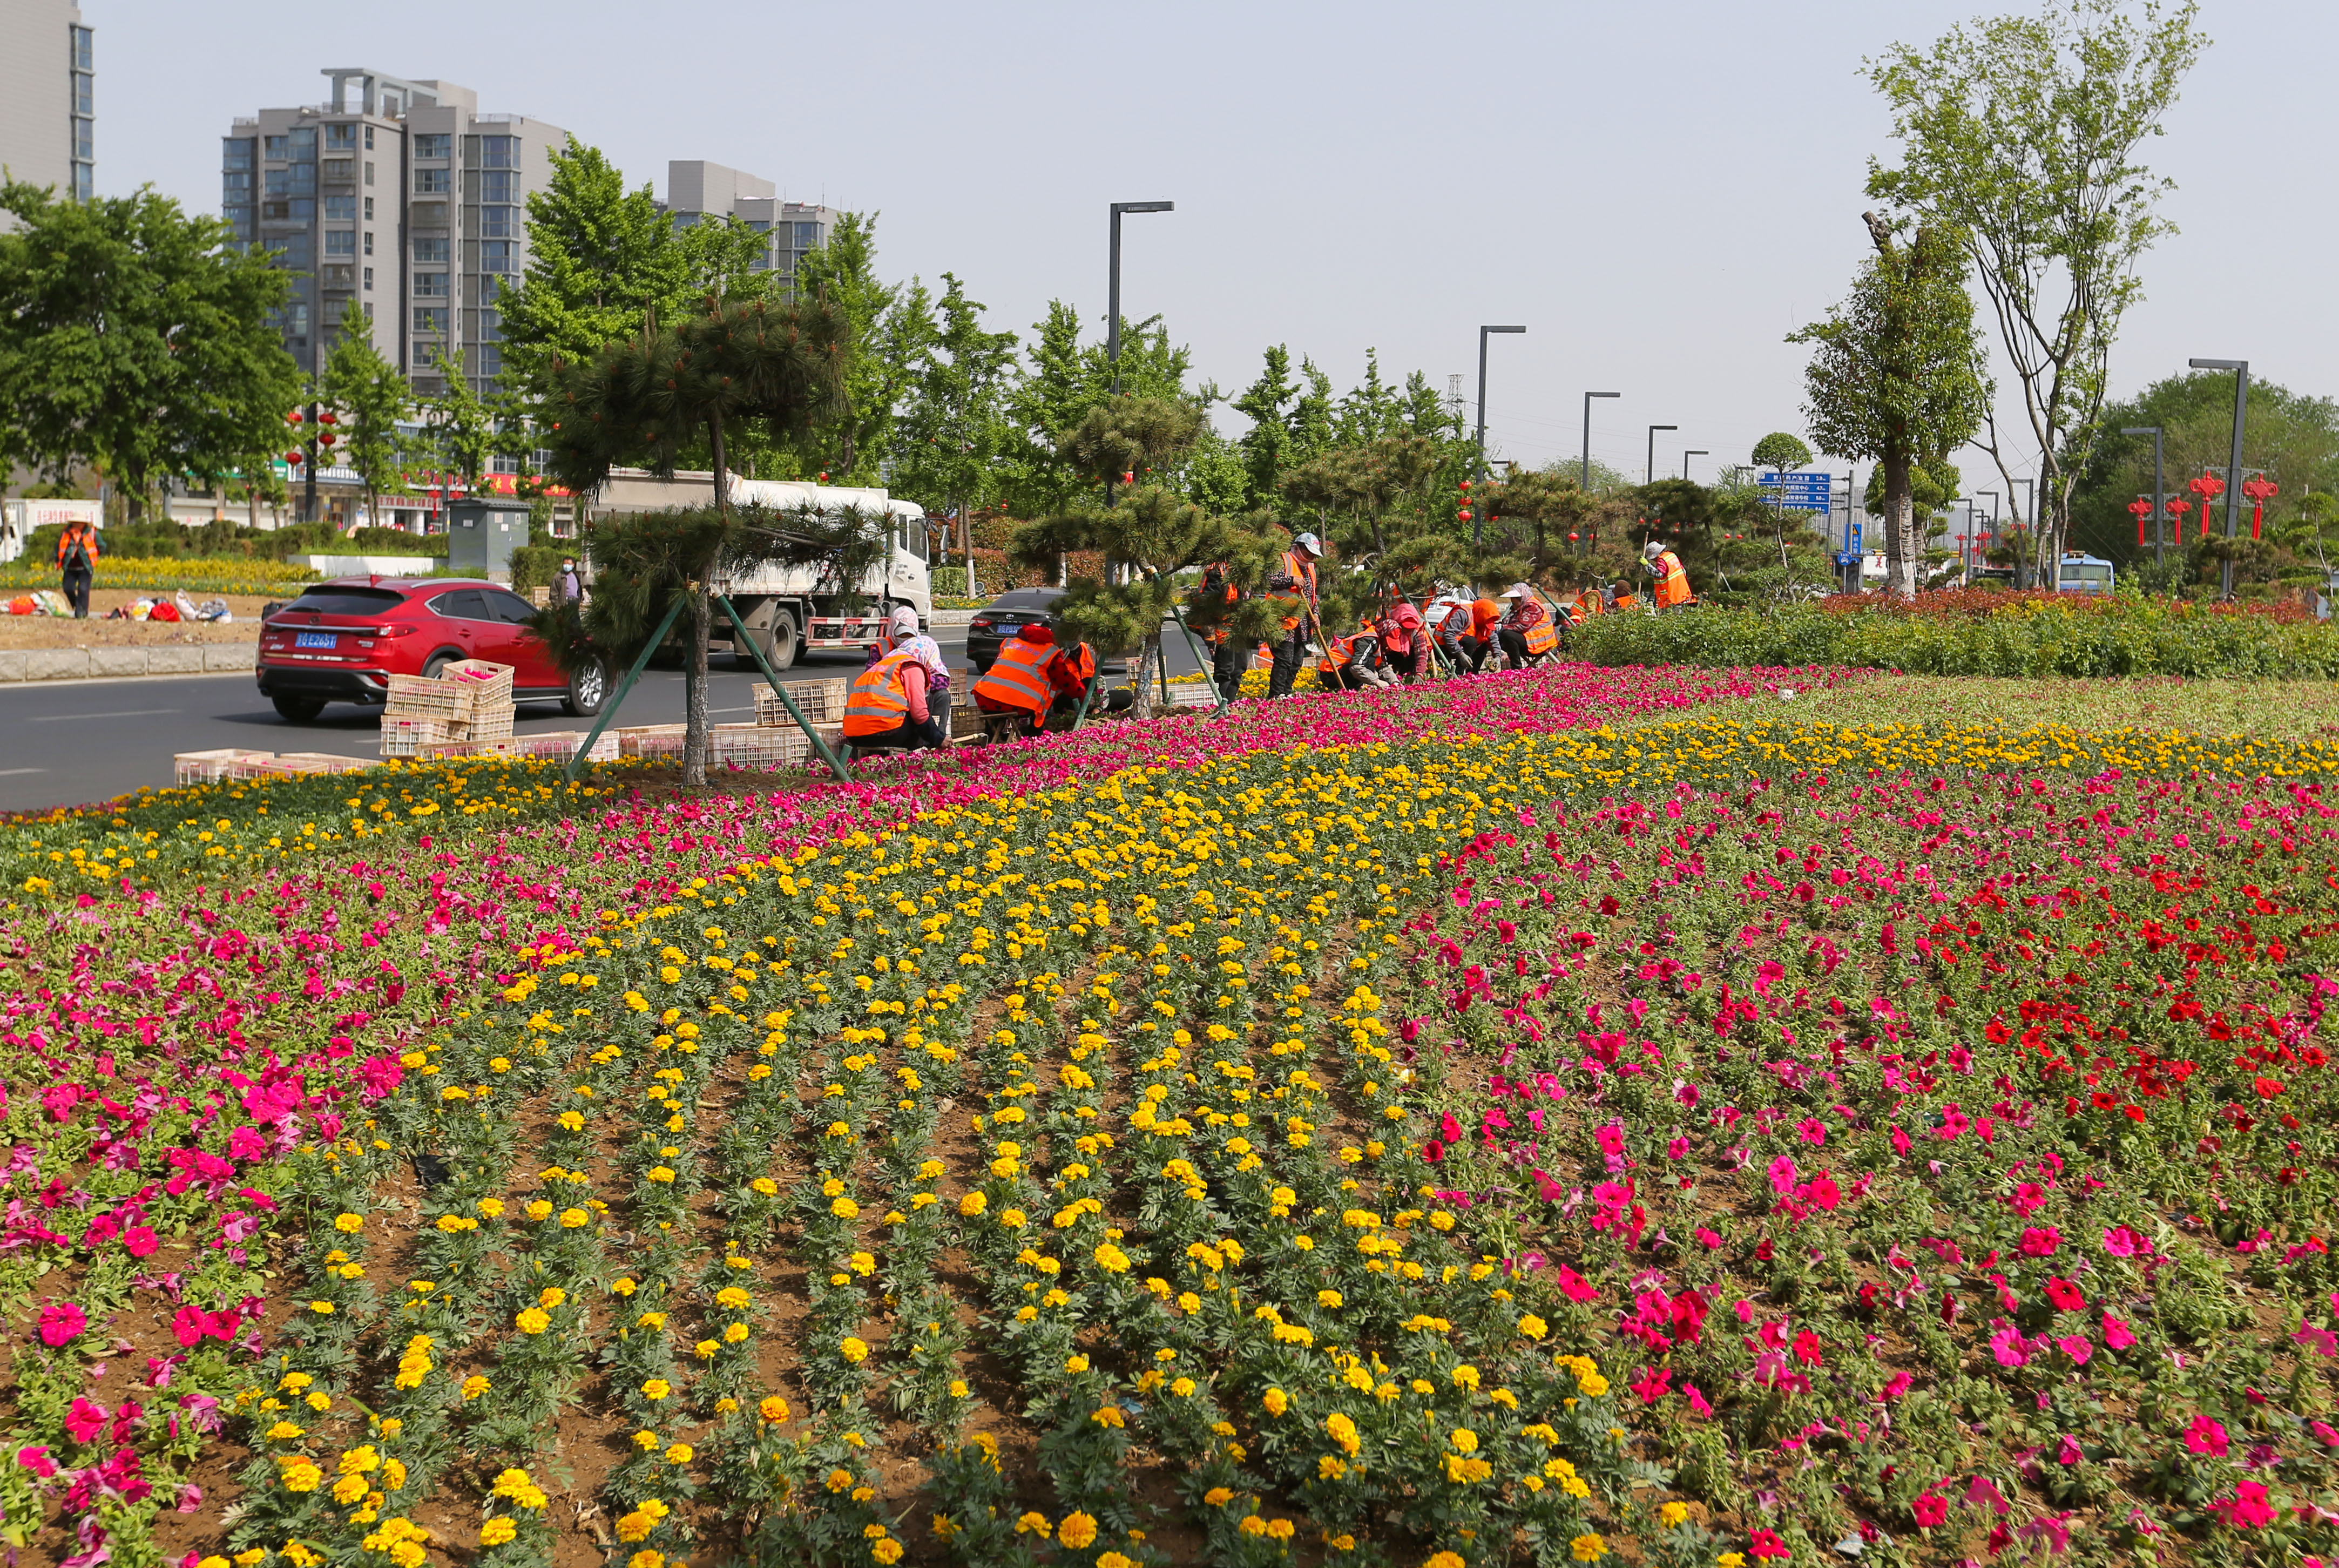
left=1642, top=539, right=1696, bottom=609
left=1455, top=591, right=1501, bottom=673
left=972, top=623, right=1059, bottom=736
left=1265, top=532, right=1324, bottom=699
left=844, top=647, right=945, bottom=753
left=57, top=517, right=100, bottom=620
left=1497, top=583, right=1558, bottom=667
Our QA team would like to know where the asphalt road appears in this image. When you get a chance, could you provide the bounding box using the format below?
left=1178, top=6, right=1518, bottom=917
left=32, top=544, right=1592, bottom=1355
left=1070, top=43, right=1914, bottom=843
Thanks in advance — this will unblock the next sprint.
left=0, top=624, right=1209, bottom=813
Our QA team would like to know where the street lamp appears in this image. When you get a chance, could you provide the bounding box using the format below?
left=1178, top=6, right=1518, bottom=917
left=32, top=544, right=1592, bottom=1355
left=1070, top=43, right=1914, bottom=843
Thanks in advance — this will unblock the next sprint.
left=2121, top=425, right=2166, bottom=567
left=1474, top=325, right=1526, bottom=511
left=1682, top=449, right=1707, bottom=481
left=1581, top=392, right=1619, bottom=492
left=1645, top=425, right=1677, bottom=485
left=1104, top=201, right=1172, bottom=510
left=2188, top=356, right=2249, bottom=598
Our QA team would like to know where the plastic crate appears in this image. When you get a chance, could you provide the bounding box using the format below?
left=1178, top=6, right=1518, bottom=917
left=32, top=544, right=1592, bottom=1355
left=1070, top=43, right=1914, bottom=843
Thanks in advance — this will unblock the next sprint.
left=451, top=706, right=515, bottom=741
left=381, top=717, right=452, bottom=758
left=174, top=748, right=273, bottom=785
left=236, top=753, right=351, bottom=778
left=415, top=738, right=522, bottom=760
left=441, top=660, right=516, bottom=707
left=383, top=673, right=462, bottom=720
left=751, top=679, right=848, bottom=726
left=509, top=730, right=619, bottom=763
left=274, top=752, right=375, bottom=774
left=618, top=724, right=688, bottom=759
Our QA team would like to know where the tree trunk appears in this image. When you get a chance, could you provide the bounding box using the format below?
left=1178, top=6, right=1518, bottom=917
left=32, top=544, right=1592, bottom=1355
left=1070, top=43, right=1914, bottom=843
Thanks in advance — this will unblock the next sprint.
left=1130, top=626, right=1161, bottom=720
left=1881, top=449, right=1918, bottom=598
left=684, top=410, right=728, bottom=789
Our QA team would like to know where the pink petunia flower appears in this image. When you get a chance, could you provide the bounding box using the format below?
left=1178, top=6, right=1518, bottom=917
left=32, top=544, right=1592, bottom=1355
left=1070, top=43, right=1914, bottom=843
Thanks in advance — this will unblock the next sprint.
left=2186, top=1415, right=2230, bottom=1457
left=37, top=1300, right=87, bottom=1348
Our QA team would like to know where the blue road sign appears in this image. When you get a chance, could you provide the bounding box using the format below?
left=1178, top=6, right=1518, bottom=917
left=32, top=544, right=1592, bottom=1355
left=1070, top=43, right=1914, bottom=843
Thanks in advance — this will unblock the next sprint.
left=1847, top=522, right=1862, bottom=553
left=1760, top=472, right=1834, bottom=510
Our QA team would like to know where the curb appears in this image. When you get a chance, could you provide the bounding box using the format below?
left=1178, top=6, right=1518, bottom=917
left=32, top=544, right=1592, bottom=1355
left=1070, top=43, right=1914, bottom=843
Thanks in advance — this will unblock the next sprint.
left=0, top=644, right=258, bottom=684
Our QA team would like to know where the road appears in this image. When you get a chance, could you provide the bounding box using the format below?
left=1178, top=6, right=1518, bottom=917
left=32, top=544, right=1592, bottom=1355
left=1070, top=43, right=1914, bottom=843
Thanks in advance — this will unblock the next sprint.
left=0, top=624, right=1209, bottom=813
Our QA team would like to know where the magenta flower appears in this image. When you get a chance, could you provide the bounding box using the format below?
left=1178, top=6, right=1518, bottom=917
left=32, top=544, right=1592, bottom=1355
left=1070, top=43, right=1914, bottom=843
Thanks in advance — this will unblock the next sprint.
left=2057, top=1335, right=2093, bottom=1366
left=2019, top=1226, right=2061, bottom=1258
left=2103, top=1313, right=2136, bottom=1350
left=2044, top=1276, right=2086, bottom=1312
left=2209, top=1480, right=2276, bottom=1529
left=1748, top=1529, right=1792, bottom=1560
left=2187, top=1415, right=2232, bottom=1457
left=37, top=1300, right=86, bottom=1348
left=1911, top=1493, right=1948, bottom=1528
left=16, top=1445, right=56, bottom=1478
left=63, top=1397, right=106, bottom=1445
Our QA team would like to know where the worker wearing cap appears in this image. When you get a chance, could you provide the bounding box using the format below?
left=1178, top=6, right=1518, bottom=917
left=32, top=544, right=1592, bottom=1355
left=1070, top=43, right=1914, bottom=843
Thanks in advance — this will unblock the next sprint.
left=1643, top=539, right=1696, bottom=610
left=974, top=623, right=1059, bottom=736
left=1265, top=531, right=1325, bottom=700
left=1497, top=583, right=1558, bottom=667
left=844, top=647, right=946, bottom=753
left=56, top=517, right=99, bottom=620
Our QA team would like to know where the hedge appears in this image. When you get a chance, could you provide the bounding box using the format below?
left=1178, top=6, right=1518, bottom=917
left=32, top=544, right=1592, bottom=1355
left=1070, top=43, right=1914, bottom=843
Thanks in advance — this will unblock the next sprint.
left=1572, top=599, right=2339, bottom=679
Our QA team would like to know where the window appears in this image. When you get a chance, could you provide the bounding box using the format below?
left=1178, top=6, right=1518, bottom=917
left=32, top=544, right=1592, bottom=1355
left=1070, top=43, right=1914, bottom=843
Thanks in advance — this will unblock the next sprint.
left=364, top=125, right=374, bottom=150
left=324, top=229, right=356, bottom=256
left=478, top=307, right=501, bottom=342
left=222, top=169, right=252, bottom=198
left=478, top=343, right=504, bottom=377
left=414, top=167, right=450, bottom=194
left=363, top=196, right=374, bottom=220
left=222, top=138, right=253, bottom=171
left=363, top=231, right=373, bottom=255
left=271, top=232, right=312, bottom=270
left=263, top=168, right=292, bottom=196
left=264, top=134, right=290, bottom=159
left=481, top=169, right=516, bottom=205
left=284, top=585, right=405, bottom=618
left=321, top=158, right=354, bottom=183
left=414, top=133, right=450, bottom=160
left=364, top=161, right=374, bottom=186
left=480, top=205, right=516, bottom=238
left=72, top=119, right=92, bottom=160
left=794, top=221, right=821, bottom=247
left=412, top=308, right=445, bottom=336
left=362, top=301, right=373, bottom=322
left=277, top=299, right=310, bottom=351
left=480, top=240, right=516, bottom=273
left=482, top=135, right=518, bottom=168
left=72, top=73, right=92, bottom=117
left=72, top=164, right=91, bottom=201
left=413, top=237, right=448, bottom=263
left=288, top=127, right=315, bottom=159
left=70, top=25, right=92, bottom=71
left=270, top=163, right=315, bottom=194
left=225, top=209, right=254, bottom=243
left=414, top=272, right=448, bottom=298
left=363, top=267, right=373, bottom=291
left=323, top=124, right=357, bottom=152
left=324, top=194, right=356, bottom=221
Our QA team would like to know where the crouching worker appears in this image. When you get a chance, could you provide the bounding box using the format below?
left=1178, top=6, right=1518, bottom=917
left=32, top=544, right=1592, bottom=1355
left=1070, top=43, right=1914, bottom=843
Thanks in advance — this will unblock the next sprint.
left=844, top=647, right=946, bottom=754
left=974, top=623, right=1109, bottom=736
left=1320, top=622, right=1396, bottom=691
left=1496, top=583, right=1559, bottom=667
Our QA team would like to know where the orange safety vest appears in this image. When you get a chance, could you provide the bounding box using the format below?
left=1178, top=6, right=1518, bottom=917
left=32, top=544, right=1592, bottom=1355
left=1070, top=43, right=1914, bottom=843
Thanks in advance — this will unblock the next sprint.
left=1273, top=551, right=1319, bottom=632
left=844, top=650, right=918, bottom=738
left=1199, top=564, right=1239, bottom=645
left=1614, top=591, right=1640, bottom=613
left=1653, top=550, right=1694, bottom=608
left=1316, top=634, right=1354, bottom=675
left=974, top=638, right=1053, bottom=716
left=1525, top=617, right=1557, bottom=655
left=57, top=524, right=99, bottom=569
left=1576, top=592, right=1604, bottom=620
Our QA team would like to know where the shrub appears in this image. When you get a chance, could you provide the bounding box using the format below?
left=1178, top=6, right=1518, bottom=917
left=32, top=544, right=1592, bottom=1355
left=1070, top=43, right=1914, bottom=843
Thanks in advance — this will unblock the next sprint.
left=1576, top=598, right=2339, bottom=679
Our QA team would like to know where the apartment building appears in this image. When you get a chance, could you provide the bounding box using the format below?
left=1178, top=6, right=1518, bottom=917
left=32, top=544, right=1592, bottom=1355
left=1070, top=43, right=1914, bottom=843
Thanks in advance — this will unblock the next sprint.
left=0, top=0, right=94, bottom=204
left=222, top=69, right=566, bottom=391
left=663, top=160, right=836, bottom=294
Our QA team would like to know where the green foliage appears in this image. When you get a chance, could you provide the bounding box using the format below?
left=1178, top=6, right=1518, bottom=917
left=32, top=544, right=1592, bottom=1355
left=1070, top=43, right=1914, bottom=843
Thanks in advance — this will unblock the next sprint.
left=1865, top=0, right=2210, bottom=571
left=497, top=143, right=771, bottom=401
left=1751, top=433, right=1814, bottom=472
left=1793, top=215, right=1989, bottom=594
left=889, top=272, right=1019, bottom=531
left=999, top=301, right=1194, bottom=517
left=0, top=179, right=304, bottom=523
left=787, top=213, right=936, bottom=484
left=320, top=301, right=414, bottom=526
left=1575, top=598, right=2339, bottom=678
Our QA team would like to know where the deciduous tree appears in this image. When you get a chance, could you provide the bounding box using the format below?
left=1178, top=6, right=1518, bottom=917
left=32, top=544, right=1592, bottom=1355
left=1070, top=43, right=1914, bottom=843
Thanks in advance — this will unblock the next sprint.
left=321, top=300, right=412, bottom=530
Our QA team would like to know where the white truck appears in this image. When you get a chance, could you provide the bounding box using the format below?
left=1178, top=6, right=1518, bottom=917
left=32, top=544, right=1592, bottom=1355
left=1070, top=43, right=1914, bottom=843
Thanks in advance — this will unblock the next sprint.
left=590, top=469, right=933, bottom=670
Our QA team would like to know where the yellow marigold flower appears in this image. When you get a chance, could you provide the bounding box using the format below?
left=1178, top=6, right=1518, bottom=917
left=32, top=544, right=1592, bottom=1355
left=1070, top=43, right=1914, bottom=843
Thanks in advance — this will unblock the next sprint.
left=1058, top=1513, right=1099, bottom=1550
left=832, top=1197, right=860, bottom=1219
left=538, top=1287, right=566, bottom=1309
left=266, top=1421, right=305, bottom=1441
left=1661, top=1502, right=1690, bottom=1528
left=1171, top=1376, right=1196, bottom=1396
left=1204, top=1486, right=1235, bottom=1507
left=515, top=1308, right=550, bottom=1335
left=716, top=1286, right=751, bottom=1310
left=664, top=1443, right=693, bottom=1464
left=1319, top=1455, right=1348, bottom=1479
left=309, top=1301, right=335, bottom=1315
left=1451, top=1363, right=1481, bottom=1391
left=1094, top=1242, right=1131, bottom=1273
left=332, top=1472, right=369, bottom=1505
left=724, top=1322, right=750, bottom=1343
left=1091, top=1405, right=1126, bottom=1428
left=627, top=1551, right=663, bottom=1568
left=1014, top=1512, right=1052, bottom=1537
left=479, top=1519, right=518, bottom=1547
left=1428, top=1555, right=1468, bottom=1568
left=333, top=1213, right=364, bottom=1233
left=634, top=1431, right=660, bottom=1451
left=1518, top=1313, right=1548, bottom=1340
left=281, top=1459, right=324, bottom=1492
left=640, top=1378, right=672, bottom=1401
left=525, top=1200, right=553, bottom=1221
left=872, top=1543, right=903, bottom=1565
left=1450, top=1427, right=1478, bottom=1454
left=840, top=1337, right=870, bottom=1364
left=760, top=1396, right=791, bottom=1423
left=1263, top=1388, right=1290, bottom=1417
left=1572, top=1534, right=1608, bottom=1562
left=1319, top=1289, right=1343, bottom=1308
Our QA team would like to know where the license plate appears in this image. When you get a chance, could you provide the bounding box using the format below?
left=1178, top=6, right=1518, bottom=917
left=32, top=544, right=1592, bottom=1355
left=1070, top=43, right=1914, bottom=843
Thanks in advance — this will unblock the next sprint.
left=295, top=631, right=336, bottom=650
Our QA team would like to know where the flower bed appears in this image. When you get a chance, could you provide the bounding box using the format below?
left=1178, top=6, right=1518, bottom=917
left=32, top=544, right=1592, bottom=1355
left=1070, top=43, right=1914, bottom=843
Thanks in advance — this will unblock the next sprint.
left=0, top=556, right=323, bottom=600
left=6, top=664, right=2339, bottom=1566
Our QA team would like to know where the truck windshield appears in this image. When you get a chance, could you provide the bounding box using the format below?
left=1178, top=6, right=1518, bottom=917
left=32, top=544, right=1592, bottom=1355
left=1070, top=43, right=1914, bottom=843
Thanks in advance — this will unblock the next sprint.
left=2061, top=565, right=2112, bottom=585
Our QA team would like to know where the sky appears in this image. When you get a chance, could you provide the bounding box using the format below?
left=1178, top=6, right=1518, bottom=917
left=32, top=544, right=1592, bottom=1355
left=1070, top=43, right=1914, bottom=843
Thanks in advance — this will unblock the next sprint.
left=91, top=0, right=2336, bottom=508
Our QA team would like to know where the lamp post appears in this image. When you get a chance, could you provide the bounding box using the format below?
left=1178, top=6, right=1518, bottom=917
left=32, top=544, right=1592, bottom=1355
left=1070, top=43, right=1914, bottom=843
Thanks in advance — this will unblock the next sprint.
left=1581, top=391, right=1619, bottom=491
left=1683, top=449, right=1707, bottom=481
left=2188, top=357, right=2249, bottom=598
left=1106, top=201, right=1173, bottom=511
left=1979, top=490, right=1999, bottom=578
left=1645, top=425, right=1676, bottom=485
left=2121, top=425, right=2166, bottom=567
left=1473, top=326, right=1526, bottom=541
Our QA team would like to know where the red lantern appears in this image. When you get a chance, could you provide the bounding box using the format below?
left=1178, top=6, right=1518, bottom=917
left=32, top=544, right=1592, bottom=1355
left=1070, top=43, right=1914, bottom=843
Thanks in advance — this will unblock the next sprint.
left=318, top=432, right=336, bottom=448
left=1458, top=479, right=1472, bottom=490
left=1567, top=531, right=1580, bottom=543
left=286, top=450, right=305, bottom=465
left=1458, top=509, right=1472, bottom=522
left=287, top=411, right=304, bottom=424
left=319, top=412, right=338, bottom=425
left=2166, top=497, right=2192, bottom=538
left=2241, top=476, right=2278, bottom=540
left=2128, top=496, right=2152, bottom=546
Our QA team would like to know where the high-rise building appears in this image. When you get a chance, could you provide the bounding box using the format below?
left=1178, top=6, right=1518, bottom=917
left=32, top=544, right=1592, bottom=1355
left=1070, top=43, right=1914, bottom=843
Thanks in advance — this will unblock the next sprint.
left=222, top=69, right=566, bottom=390
left=663, top=160, right=836, bottom=295
left=0, top=0, right=94, bottom=205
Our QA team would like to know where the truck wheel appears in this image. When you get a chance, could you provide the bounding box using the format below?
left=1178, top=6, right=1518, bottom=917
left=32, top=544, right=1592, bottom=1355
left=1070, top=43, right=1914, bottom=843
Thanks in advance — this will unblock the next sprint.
left=733, top=610, right=800, bottom=672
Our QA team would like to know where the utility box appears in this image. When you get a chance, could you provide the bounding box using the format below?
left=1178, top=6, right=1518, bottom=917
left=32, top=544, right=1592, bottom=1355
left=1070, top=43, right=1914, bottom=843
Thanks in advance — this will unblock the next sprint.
left=447, top=497, right=531, bottom=583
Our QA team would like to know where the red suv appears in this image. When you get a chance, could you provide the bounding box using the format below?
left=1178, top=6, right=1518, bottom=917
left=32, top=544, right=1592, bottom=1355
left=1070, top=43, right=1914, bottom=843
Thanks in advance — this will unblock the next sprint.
left=256, top=577, right=607, bottom=724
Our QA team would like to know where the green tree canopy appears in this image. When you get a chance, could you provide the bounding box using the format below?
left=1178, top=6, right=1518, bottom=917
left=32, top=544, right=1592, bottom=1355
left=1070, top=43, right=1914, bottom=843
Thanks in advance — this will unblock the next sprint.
left=1793, top=214, right=1989, bottom=594
left=1752, top=433, right=1814, bottom=472
left=321, top=301, right=413, bottom=529
left=0, top=180, right=303, bottom=523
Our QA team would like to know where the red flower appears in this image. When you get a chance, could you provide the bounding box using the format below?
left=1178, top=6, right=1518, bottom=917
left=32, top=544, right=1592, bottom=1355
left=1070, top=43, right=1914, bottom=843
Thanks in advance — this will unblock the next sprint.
left=1912, top=1492, right=1948, bottom=1528
left=1792, top=1330, right=1824, bottom=1366
left=1749, top=1528, right=1792, bottom=1559
left=2044, top=1276, right=2086, bottom=1311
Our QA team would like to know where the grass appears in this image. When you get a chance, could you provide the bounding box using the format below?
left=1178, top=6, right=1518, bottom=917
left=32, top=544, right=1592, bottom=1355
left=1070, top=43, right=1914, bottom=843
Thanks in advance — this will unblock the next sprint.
left=1689, top=672, right=2339, bottom=740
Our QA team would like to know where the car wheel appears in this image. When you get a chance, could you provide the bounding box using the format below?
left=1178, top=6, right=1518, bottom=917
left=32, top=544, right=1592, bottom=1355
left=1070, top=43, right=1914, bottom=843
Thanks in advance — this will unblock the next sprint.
left=562, top=657, right=610, bottom=718
left=272, top=693, right=325, bottom=723
left=422, top=653, right=457, bottom=680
